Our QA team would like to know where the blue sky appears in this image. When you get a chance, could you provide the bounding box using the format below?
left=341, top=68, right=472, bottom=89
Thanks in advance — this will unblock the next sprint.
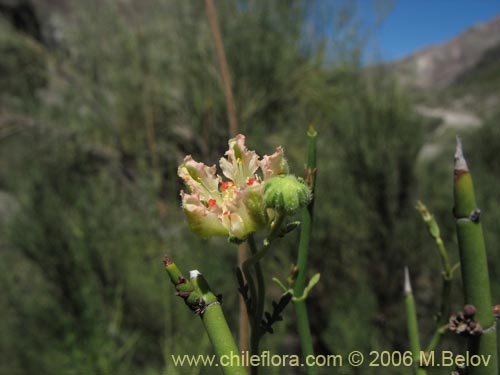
left=368, top=0, right=500, bottom=61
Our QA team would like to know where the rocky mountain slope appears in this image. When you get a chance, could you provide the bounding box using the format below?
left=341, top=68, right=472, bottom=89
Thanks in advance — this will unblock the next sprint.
left=392, top=13, right=500, bottom=90
left=389, top=12, right=500, bottom=160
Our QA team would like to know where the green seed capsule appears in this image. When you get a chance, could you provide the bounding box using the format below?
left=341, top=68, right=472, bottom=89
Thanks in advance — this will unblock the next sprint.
left=264, top=175, right=311, bottom=215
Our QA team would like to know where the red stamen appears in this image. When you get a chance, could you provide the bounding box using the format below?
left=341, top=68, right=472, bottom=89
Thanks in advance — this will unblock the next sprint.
left=208, top=199, right=216, bottom=207
left=246, top=178, right=256, bottom=186
left=221, top=181, right=233, bottom=191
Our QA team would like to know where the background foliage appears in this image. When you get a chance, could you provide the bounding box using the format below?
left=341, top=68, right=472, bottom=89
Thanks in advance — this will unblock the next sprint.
left=1, top=1, right=499, bottom=374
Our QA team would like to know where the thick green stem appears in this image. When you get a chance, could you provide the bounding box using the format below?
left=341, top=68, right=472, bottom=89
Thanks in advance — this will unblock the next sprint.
left=454, top=138, right=497, bottom=375
left=163, top=256, right=247, bottom=375
left=203, top=305, right=246, bottom=374
left=404, top=268, right=427, bottom=375
left=292, top=126, right=317, bottom=375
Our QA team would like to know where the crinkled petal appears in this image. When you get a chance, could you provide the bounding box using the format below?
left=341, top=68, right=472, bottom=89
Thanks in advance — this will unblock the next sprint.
left=178, top=155, right=220, bottom=201
left=222, top=189, right=258, bottom=239
left=219, top=157, right=235, bottom=182
left=221, top=212, right=252, bottom=240
left=181, top=192, right=227, bottom=238
left=220, top=134, right=259, bottom=187
left=227, top=213, right=248, bottom=239
left=260, top=146, right=289, bottom=180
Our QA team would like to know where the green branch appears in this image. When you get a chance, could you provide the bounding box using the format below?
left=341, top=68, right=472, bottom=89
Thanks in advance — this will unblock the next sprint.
left=163, top=256, right=247, bottom=375
left=292, top=126, right=318, bottom=375
left=416, top=201, right=455, bottom=352
left=244, top=234, right=263, bottom=365
left=453, top=137, right=497, bottom=375
left=404, top=268, right=427, bottom=375
left=242, top=214, right=285, bottom=375
left=248, top=234, right=265, bottom=330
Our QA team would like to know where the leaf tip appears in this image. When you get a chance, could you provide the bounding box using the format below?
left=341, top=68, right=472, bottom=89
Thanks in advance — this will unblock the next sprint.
left=404, top=266, right=412, bottom=294
left=454, top=135, right=469, bottom=174
left=189, top=269, right=202, bottom=279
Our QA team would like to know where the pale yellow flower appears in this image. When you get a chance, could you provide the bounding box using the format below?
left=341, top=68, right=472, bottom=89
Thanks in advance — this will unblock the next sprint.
left=178, top=134, right=287, bottom=240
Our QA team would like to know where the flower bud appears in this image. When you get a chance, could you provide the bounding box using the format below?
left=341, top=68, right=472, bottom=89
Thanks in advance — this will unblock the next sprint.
left=264, top=175, right=311, bottom=215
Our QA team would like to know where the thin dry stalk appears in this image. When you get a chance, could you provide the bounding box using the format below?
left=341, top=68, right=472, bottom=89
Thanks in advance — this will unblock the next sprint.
left=204, top=0, right=248, bottom=355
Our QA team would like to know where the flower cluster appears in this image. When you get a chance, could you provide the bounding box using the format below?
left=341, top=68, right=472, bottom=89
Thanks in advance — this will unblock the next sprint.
left=448, top=304, right=482, bottom=336
left=178, top=134, right=291, bottom=241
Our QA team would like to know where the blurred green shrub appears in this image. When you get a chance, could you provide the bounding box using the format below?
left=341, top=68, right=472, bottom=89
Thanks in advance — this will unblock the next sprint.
left=0, top=19, right=46, bottom=104
left=2, top=1, right=500, bottom=375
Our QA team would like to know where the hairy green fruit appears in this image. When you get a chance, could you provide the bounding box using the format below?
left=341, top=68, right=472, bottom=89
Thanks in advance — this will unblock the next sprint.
left=264, top=175, right=311, bottom=215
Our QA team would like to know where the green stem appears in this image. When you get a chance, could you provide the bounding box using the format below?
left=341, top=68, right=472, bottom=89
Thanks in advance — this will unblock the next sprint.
left=435, top=238, right=453, bottom=330
left=163, top=256, right=247, bottom=375
left=248, top=235, right=265, bottom=329
left=294, top=126, right=317, bottom=293
left=242, top=214, right=285, bottom=375
left=242, top=252, right=257, bottom=320
left=292, top=126, right=317, bottom=375
left=247, top=234, right=265, bottom=369
left=416, top=201, right=454, bottom=352
left=204, top=305, right=246, bottom=374
left=454, top=138, right=497, bottom=375
left=241, top=260, right=258, bottom=369
left=425, top=324, right=449, bottom=353
left=243, top=214, right=285, bottom=283
left=438, top=272, right=452, bottom=319
left=404, top=268, right=427, bottom=375
left=435, top=238, right=452, bottom=278
left=424, top=277, right=452, bottom=353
